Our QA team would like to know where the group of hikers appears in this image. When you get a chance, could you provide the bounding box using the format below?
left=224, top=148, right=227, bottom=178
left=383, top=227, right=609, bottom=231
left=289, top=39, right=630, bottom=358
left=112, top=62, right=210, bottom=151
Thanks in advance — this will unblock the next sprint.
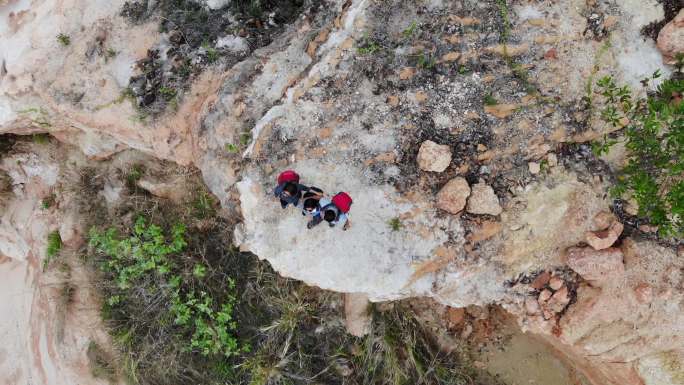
left=274, top=170, right=353, bottom=230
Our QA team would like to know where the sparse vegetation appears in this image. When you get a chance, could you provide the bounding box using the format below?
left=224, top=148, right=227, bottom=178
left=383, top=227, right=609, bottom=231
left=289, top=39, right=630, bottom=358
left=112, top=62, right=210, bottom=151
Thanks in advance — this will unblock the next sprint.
left=388, top=217, right=403, bottom=231
left=495, top=0, right=538, bottom=95
left=416, top=52, right=436, bottom=70
left=125, top=164, right=144, bottom=190
left=193, top=190, right=216, bottom=219
left=402, top=21, right=418, bottom=39
left=593, top=69, right=684, bottom=237
left=57, top=33, right=71, bottom=46
left=357, top=34, right=381, bottom=55
left=225, top=143, right=239, bottom=153
left=41, top=193, right=56, bottom=209
left=87, top=341, right=117, bottom=381
left=202, top=42, right=220, bottom=64
left=32, top=133, right=50, bottom=144
left=44, top=231, right=63, bottom=270
left=483, top=93, right=498, bottom=106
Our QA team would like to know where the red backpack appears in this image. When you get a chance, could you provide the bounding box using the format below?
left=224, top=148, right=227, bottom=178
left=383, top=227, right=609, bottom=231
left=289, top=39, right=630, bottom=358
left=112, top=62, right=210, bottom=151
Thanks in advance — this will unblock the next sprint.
left=331, top=192, right=353, bottom=213
left=277, top=170, right=300, bottom=185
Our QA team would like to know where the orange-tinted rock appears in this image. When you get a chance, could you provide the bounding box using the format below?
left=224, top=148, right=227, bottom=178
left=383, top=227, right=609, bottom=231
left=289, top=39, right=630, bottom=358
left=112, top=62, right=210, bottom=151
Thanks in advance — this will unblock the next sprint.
left=566, top=247, right=624, bottom=285
left=633, top=283, right=653, bottom=304
left=436, top=177, right=470, bottom=214
left=531, top=271, right=551, bottom=290
left=446, top=307, right=466, bottom=326
left=657, top=9, right=684, bottom=64
left=585, top=221, right=623, bottom=250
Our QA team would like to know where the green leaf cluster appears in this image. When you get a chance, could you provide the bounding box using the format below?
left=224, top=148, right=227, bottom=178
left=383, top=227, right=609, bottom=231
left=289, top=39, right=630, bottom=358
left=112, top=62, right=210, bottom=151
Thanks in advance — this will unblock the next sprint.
left=89, top=217, right=241, bottom=358
left=595, top=72, right=684, bottom=236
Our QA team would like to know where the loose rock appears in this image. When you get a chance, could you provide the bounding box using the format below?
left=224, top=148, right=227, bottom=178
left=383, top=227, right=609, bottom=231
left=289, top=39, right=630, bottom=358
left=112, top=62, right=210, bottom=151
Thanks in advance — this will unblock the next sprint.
left=538, top=289, right=553, bottom=303
left=530, top=271, right=551, bottom=290
left=549, top=276, right=564, bottom=291
left=593, top=211, right=616, bottom=231
left=446, top=307, right=466, bottom=326
left=547, top=285, right=570, bottom=313
left=585, top=221, right=623, bottom=250
left=657, top=9, right=684, bottom=64
left=417, top=140, right=452, bottom=172
left=436, top=177, right=470, bottom=214
left=466, top=182, right=502, bottom=216
left=529, top=161, right=541, bottom=174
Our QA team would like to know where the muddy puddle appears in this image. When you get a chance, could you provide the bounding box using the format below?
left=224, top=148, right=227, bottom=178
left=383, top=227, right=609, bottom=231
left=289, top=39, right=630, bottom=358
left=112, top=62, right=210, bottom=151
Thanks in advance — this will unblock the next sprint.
left=476, top=321, right=591, bottom=385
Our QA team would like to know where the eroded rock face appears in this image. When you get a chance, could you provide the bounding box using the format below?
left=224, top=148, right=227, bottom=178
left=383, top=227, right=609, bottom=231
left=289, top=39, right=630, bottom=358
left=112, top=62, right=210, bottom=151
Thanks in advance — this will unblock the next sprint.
left=566, top=247, right=625, bottom=285
left=2, top=0, right=683, bottom=384
left=0, top=144, right=112, bottom=385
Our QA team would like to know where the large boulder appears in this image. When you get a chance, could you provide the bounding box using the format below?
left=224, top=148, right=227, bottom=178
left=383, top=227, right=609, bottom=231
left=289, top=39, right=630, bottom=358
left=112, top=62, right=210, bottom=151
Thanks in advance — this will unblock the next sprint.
left=658, top=9, right=684, bottom=64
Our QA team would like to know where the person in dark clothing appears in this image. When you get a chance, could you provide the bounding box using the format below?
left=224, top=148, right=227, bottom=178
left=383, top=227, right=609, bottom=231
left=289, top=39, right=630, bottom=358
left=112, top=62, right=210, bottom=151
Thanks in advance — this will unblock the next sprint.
left=274, top=181, right=308, bottom=208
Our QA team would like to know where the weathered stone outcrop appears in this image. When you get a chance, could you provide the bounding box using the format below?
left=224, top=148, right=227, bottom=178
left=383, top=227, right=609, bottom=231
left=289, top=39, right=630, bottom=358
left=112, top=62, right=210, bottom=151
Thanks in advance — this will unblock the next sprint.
left=1, top=0, right=682, bottom=384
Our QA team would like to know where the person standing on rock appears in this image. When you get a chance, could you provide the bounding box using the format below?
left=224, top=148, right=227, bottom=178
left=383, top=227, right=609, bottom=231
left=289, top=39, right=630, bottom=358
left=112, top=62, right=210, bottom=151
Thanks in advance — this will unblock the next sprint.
left=274, top=170, right=309, bottom=209
left=307, top=192, right=352, bottom=230
left=301, top=186, right=325, bottom=216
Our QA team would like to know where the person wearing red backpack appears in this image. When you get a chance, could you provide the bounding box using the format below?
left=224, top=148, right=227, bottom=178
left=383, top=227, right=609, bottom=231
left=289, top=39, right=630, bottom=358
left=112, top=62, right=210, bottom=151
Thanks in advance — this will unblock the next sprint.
left=274, top=170, right=309, bottom=209
left=307, top=192, right=353, bottom=230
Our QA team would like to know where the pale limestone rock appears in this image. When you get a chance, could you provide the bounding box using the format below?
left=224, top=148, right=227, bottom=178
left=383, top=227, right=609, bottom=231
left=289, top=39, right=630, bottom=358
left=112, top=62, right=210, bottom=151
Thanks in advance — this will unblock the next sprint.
left=417, top=140, right=452, bottom=172
left=528, top=161, right=541, bottom=174
left=137, top=176, right=189, bottom=203
left=436, top=177, right=470, bottom=214
left=466, top=182, right=502, bottom=216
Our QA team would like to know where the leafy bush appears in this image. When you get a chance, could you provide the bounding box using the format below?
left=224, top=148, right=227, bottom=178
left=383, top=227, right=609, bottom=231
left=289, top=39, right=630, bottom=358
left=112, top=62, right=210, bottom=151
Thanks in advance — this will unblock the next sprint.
left=89, top=216, right=243, bottom=381
left=594, top=72, right=684, bottom=236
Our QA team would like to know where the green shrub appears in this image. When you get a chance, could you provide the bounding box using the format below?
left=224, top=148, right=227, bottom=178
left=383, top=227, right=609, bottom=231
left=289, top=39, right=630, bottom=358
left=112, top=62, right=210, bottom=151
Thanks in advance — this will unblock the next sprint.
left=89, top=217, right=242, bottom=359
left=388, top=217, right=403, bottom=231
left=357, top=34, right=381, bottom=55
left=483, top=93, right=498, bottom=106
left=594, top=72, right=684, bottom=236
left=193, top=190, right=216, bottom=219
left=57, top=33, right=71, bottom=46
left=402, top=21, right=418, bottom=39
